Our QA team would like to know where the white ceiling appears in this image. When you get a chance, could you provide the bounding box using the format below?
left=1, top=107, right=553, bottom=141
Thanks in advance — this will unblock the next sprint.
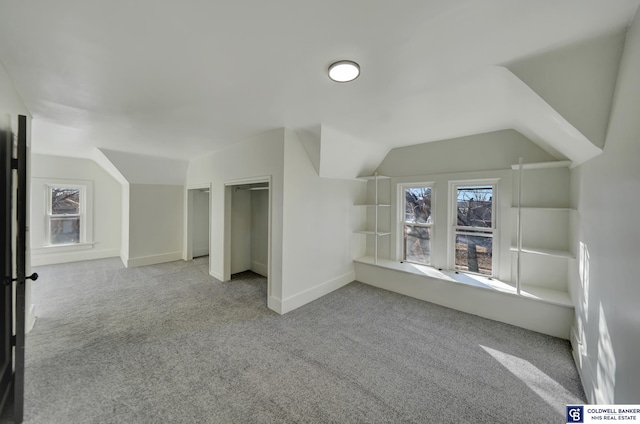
left=1, top=0, right=639, bottom=161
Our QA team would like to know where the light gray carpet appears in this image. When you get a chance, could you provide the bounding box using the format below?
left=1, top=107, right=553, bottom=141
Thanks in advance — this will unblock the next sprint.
left=8, top=257, right=584, bottom=423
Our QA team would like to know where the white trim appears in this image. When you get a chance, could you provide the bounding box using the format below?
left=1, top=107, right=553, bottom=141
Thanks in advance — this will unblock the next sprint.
left=277, top=271, right=354, bottom=314
left=267, top=295, right=283, bottom=314
left=126, top=251, right=183, bottom=268
left=44, top=181, right=94, bottom=246
left=32, top=242, right=95, bottom=252
left=31, top=247, right=120, bottom=266
left=223, top=175, right=272, bottom=187
left=210, top=270, right=224, bottom=281
left=186, top=183, right=211, bottom=190
left=251, top=260, right=268, bottom=277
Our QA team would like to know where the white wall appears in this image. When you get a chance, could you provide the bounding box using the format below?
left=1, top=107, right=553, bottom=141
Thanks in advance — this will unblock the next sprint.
left=100, top=149, right=188, bottom=185
left=230, top=187, right=251, bottom=274
left=0, top=64, right=29, bottom=123
left=192, top=190, right=209, bottom=258
left=508, top=30, right=626, bottom=149
left=120, top=183, right=130, bottom=265
left=127, top=184, right=183, bottom=267
left=30, top=154, right=122, bottom=265
left=569, top=10, right=640, bottom=404
left=251, top=189, right=268, bottom=276
left=186, top=127, right=362, bottom=314
left=186, top=128, right=285, bottom=301
left=377, top=129, right=556, bottom=177
left=280, top=129, right=362, bottom=310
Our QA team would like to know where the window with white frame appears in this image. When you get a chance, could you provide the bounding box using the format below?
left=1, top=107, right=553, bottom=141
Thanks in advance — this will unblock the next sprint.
left=401, top=184, right=433, bottom=265
left=47, top=185, right=86, bottom=245
left=452, top=183, right=496, bottom=276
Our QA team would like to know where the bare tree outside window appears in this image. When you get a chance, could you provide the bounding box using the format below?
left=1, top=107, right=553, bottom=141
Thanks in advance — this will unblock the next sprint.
left=455, top=186, right=494, bottom=275
left=403, top=186, right=432, bottom=265
left=49, top=187, right=81, bottom=245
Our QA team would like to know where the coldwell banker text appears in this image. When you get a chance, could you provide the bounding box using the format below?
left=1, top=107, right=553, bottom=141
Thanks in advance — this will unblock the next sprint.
left=567, top=405, right=640, bottom=423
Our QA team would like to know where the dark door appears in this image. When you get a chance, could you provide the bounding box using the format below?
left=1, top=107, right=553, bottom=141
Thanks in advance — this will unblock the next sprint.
left=0, top=119, right=14, bottom=419
left=0, top=115, right=31, bottom=423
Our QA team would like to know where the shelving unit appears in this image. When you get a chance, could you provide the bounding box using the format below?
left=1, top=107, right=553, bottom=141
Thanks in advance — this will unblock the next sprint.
left=512, top=160, right=574, bottom=296
left=354, top=173, right=390, bottom=264
left=351, top=164, right=575, bottom=338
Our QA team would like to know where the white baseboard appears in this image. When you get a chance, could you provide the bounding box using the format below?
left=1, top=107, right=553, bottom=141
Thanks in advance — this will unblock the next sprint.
left=251, top=260, right=268, bottom=277
left=126, top=251, right=183, bottom=268
left=279, top=271, right=354, bottom=314
left=267, top=296, right=283, bottom=314
left=210, top=270, right=224, bottom=281
left=31, top=248, right=120, bottom=266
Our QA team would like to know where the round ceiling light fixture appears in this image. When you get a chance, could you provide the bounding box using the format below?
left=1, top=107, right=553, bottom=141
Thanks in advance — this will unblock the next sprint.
left=328, top=60, right=360, bottom=83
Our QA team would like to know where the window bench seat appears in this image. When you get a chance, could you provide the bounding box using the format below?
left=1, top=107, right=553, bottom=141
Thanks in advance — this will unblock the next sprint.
left=353, top=256, right=574, bottom=339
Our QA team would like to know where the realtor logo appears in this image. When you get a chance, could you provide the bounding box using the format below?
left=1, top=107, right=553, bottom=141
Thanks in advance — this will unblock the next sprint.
left=567, top=406, right=584, bottom=423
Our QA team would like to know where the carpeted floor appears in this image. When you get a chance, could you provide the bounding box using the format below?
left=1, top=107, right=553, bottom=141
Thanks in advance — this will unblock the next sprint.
left=5, top=257, right=585, bottom=423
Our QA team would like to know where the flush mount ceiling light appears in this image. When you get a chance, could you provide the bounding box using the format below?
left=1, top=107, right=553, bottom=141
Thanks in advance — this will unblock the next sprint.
left=328, top=60, right=360, bottom=83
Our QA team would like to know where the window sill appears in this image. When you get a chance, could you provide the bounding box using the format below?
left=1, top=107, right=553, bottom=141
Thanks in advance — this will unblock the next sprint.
left=353, top=256, right=572, bottom=308
left=32, top=242, right=95, bottom=253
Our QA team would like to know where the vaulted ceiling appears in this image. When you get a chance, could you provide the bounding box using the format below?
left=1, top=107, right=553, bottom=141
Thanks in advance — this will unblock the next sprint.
left=1, top=0, right=639, bottom=165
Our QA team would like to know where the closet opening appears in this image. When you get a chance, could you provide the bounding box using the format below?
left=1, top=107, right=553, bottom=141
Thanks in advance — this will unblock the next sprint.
left=223, top=177, right=271, bottom=301
left=185, top=186, right=210, bottom=262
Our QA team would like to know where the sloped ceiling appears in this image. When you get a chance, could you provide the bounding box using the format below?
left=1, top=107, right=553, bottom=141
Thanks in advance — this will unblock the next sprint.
left=0, top=0, right=638, bottom=172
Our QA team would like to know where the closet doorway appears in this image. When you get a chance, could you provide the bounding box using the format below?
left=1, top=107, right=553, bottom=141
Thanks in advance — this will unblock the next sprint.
left=185, top=186, right=210, bottom=261
left=223, top=177, right=271, bottom=296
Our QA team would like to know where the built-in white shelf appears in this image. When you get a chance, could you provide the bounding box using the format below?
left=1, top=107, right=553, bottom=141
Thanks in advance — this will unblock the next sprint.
left=519, top=284, right=572, bottom=307
left=354, top=174, right=391, bottom=264
left=354, top=256, right=572, bottom=308
left=510, top=160, right=572, bottom=170
left=511, top=157, right=574, bottom=300
left=357, top=175, right=391, bottom=181
left=354, top=231, right=391, bottom=236
left=510, top=246, right=574, bottom=259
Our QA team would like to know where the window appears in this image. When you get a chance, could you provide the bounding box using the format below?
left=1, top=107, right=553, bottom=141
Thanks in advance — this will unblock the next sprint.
left=452, top=183, right=496, bottom=276
left=47, top=185, right=85, bottom=245
left=402, top=184, right=433, bottom=265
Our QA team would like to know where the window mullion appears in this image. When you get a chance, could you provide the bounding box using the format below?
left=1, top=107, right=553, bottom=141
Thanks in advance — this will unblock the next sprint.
left=454, top=225, right=493, bottom=232
left=455, top=230, right=493, bottom=237
left=405, top=222, right=432, bottom=228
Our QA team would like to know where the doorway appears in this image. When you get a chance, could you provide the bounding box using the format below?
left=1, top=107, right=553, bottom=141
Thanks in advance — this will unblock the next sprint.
left=185, top=186, right=210, bottom=261
left=223, top=176, right=271, bottom=298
